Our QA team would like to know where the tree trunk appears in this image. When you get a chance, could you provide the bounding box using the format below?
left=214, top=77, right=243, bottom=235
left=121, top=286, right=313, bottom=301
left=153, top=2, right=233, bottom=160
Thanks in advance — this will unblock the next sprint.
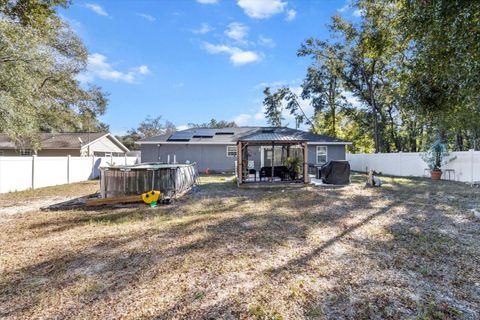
left=455, top=132, right=463, bottom=151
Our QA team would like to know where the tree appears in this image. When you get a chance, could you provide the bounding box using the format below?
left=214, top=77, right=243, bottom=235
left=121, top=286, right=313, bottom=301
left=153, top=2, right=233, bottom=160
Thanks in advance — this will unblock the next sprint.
left=164, top=120, right=177, bottom=134
left=399, top=0, right=480, bottom=149
left=272, top=0, right=480, bottom=153
left=0, top=0, right=109, bottom=150
left=298, top=42, right=348, bottom=137
left=188, top=119, right=237, bottom=128
left=117, top=129, right=142, bottom=151
left=332, top=11, right=399, bottom=152
left=0, top=0, right=70, bottom=29
left=263, top=87, right=285, bottom=127
left=263, top=87, right=316, bottom=129
left=137, top=116, right=166, bottom=138
left=117, top=115, right=176, bottom=150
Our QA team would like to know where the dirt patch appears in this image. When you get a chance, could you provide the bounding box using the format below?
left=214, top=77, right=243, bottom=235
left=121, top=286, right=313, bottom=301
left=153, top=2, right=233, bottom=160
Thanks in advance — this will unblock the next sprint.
left=0, top=197, right=78, bottom=222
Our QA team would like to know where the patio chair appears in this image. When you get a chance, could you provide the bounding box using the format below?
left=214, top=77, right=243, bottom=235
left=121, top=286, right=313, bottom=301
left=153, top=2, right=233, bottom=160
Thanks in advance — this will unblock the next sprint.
left=248, top=169, right=257, bottom=182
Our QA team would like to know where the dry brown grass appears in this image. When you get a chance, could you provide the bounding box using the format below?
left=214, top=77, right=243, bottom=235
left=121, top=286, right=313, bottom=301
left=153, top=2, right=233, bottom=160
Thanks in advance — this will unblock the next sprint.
left=0, top=174, right=479, bottom=319
left=0, top=180, right=99, bottom=203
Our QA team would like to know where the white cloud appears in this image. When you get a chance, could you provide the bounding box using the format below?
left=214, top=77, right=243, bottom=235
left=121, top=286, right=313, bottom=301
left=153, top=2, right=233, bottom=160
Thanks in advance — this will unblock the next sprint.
left=234, top=114, right=253, bottom=125
left=237, top=0, right=286, bottom=19
left=338, top=4, right=350, bottom=13
left=337, top=2, right=364, bottom=18
left=353, top=8, right=363, bottom=17
left=203, top=43, right=261, bottom=66
left=77, top=53, right=150, bottom=84
left=192, top=23, right=213, bottom=34
left=258, top=35, right=275, bottom=48
left=254, top=111, right=265, bottom=120
left=196, top=0, right=218, bottom=4
left=285, top=9, right=296, bottom=21
left=137, top=13, right=156, bottom=22
left=86, top=3, right=108, bottom=17
left=225, top=22, right=249, bottom=43
left=135, top=65, right=150, bottom=75
left=177, top=125, right=189, bottom=131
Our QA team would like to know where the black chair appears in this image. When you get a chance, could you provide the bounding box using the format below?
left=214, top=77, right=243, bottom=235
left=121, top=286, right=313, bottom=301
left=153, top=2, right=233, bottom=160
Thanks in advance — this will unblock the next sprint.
left=248, top=169, right=257, bottom=182
left=260, top=166, right=288, bottom=181
left=259, top=167, right=269, bottom=181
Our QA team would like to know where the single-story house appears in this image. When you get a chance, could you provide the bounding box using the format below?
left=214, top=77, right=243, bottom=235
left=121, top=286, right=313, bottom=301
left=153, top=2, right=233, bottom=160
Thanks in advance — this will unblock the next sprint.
left=137, top=127, right=351, bottom=173
left=0, top=132, right=129, bottom=157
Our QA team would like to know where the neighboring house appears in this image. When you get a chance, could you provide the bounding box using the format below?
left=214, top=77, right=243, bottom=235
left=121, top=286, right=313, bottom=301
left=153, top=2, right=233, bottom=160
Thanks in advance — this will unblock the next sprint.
left=0, top=132, right=129, bottom=157
left=137, top=127, right=351, bottom=172
left=126, top=150, right=142, bottom=159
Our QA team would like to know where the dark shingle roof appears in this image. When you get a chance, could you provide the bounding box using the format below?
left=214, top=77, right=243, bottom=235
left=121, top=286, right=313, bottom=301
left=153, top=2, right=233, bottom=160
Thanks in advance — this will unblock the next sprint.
left=137, top=127, right=350, bottom=144
left=0, top=132, right=108, bottom=149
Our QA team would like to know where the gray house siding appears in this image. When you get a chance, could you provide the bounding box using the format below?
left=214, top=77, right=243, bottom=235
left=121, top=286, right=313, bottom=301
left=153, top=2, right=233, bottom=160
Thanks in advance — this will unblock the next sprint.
left=307, top=145, right=346, bottom=166
left=141, top=144, right=237, bottom=173
left=141, top=143, right=346, bottom=172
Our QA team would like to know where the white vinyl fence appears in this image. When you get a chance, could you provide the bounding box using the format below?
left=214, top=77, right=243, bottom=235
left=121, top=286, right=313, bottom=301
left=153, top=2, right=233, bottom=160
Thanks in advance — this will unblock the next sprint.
left=0, top=155, right=139, bottom=193
left=347, top=149, right=480, bottom=183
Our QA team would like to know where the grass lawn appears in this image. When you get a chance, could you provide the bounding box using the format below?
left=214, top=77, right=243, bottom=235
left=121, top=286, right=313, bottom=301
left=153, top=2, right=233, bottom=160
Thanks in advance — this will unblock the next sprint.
left=0, top=174, right=479, bottom=319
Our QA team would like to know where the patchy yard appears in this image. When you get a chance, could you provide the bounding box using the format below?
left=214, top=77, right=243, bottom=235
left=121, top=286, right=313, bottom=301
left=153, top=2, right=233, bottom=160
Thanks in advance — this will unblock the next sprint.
left=0, top=181, right=99, bottom=222
left=0, top=174, right=479, bottom=319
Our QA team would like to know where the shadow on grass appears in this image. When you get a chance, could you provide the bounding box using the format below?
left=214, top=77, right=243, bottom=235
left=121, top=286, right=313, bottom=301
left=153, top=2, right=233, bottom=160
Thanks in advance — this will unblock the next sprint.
left=2, top=174, right=479, bottom=318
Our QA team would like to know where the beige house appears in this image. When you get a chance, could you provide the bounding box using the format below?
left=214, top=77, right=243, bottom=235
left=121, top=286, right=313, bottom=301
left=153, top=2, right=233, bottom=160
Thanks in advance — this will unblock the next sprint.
left=0, top=132, right=129, bottom=157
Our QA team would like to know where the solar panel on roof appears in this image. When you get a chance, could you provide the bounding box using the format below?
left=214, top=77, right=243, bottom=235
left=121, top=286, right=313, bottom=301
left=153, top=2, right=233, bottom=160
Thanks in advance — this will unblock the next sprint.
left=168, top=131, right=194, bottom=141
left=191, top=129, right=215, bottom=138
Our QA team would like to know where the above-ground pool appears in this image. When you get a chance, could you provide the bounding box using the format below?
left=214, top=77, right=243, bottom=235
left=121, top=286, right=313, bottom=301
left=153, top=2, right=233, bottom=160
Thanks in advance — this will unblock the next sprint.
left=100, top=162, right=196, bottom=199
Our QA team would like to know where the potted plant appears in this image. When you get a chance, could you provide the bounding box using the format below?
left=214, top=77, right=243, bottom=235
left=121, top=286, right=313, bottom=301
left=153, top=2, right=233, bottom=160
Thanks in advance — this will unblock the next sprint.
left=421, top=139, right=450, bottom=180
left=284, top=156, right=302, bottom=180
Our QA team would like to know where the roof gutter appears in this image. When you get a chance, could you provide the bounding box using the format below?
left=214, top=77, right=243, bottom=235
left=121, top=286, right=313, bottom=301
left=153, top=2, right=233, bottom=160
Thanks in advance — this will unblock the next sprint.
left=136, top=141, right=352, bottom=145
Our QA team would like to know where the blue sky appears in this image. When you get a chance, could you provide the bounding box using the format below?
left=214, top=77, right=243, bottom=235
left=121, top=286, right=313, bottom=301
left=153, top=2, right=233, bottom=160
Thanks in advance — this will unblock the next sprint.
left=59, top=0, right=359, bottom=134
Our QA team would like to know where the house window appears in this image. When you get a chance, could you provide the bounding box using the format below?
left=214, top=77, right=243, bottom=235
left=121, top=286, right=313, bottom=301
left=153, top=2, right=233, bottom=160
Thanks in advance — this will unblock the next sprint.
left=316, top=146, right=327, bottom=164
left=226, top=146, right=237, bottom=157
left=19, top=149, right=32, bottom=156
left=0, top=151, right=4, bottom=156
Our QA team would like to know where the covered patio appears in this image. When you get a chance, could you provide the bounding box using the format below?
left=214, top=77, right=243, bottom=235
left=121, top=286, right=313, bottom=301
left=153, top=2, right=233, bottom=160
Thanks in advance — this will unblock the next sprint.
left=236, top=129, right=310, bottom=186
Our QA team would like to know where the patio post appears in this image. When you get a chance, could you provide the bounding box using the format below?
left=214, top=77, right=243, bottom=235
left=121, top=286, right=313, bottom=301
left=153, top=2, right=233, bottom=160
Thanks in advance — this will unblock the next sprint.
left=271, top=141, right=274, bottom=183
left=237, top=141, right=242, bottom=185
left=303, top=142, right=309, bottom=184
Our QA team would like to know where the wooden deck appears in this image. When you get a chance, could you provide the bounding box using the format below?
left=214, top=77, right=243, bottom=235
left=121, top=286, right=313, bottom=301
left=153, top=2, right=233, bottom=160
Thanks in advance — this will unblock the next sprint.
left=238, top=181, right=306, bottom=189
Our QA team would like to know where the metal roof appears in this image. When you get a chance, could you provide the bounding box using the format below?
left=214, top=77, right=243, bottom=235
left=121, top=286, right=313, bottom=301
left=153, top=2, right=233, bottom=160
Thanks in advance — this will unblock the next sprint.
left=240, top=132, right=305, bottom=142
left=238, top=127, right=305, bottom=142
left=137, top=127, right=351, bottom=144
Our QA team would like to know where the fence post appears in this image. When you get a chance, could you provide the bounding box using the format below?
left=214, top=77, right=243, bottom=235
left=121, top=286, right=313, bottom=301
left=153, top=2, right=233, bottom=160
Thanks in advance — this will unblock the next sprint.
left=67, top=155, right=71, bottom=184
left=91, top=155, right=95, bottom=180
left=31, top=155, right=36, bottom=189
left=399, top=151, right=402, bottom=176
left=470, top=149, right=474, bottom=186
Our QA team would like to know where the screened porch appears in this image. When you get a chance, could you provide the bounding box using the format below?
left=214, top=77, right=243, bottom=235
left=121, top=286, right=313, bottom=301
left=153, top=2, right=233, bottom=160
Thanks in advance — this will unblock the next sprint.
left=236, top=139, right=309, bottom=186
